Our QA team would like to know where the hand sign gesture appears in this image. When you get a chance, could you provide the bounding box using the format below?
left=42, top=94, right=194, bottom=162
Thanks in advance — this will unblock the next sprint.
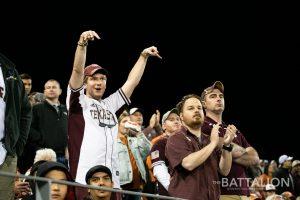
left=78, top=30, right=100, bottom=46
left=141, top=46, right=162, bottom=59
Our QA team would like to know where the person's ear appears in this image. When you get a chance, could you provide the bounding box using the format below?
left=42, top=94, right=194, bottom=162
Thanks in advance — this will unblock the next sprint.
left=201, top=101, right=206, bottom=109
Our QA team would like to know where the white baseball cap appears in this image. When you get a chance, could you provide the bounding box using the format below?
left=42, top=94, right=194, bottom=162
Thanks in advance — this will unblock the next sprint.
left=265, top=184, right=276, bottom=191
left=161, top=108, right=179, bottom=124
left=278, top=155, right=293, bottom=164
left=129, top=107, right=143, bottom=115
left=292, top=160, right=300, bottom=168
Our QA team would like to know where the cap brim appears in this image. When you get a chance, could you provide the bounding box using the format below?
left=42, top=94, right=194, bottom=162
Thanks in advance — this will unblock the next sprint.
left=162, top=108, right=179, bottom=124
left=129, top=108, right=143, bottom=115
left=91, top=68, right=108, bottom=76
left=287, top=156, right=293, bottom=160
left=169, top=108, right=179, bottom=115
left=85, top=165, right=112, bottom=183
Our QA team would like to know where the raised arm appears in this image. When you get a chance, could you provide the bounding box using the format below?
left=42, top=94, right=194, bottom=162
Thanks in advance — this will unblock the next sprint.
left=69, top=30, right=100, bottom=90
left=121, top=46, right=162, bottom=99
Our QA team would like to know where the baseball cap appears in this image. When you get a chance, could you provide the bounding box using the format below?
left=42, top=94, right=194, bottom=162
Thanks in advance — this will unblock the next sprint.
left=278, top=155, right=293, bottom=164
left=265, top=184, right=276, bottom=191
left=161, top=108, right=179, bottom=124
left=36, top=161, right=72, bottom=181
left=200, top=81, right=224, bottom=101
left=129, top=107, right=143, bottom=115
left=84, top=64, right=108, bottom=76
left=292, top=160, right=300, bottom=168
left=85, top=165, right=112, bottom=184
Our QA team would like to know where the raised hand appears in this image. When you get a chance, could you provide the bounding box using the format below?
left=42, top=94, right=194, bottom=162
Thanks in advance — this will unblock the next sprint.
left=155, top=109, right=161, bottom=127
left=210, top=123, right=220, bottom=148
left=223, top=124, right=237, bottom=146
left=78, top=30, right=100, bottom=46
left=141, top=46, right=162, bottom=59
left=149, top=113, right=157, bottom=128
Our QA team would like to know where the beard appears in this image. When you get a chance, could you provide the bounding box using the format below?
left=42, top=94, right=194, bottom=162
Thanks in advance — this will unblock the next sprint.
left=184, top=116, right=204, bottom=129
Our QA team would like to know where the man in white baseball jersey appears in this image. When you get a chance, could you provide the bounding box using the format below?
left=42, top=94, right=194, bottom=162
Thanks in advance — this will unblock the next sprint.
left=67, top=30, right=161, bottom=199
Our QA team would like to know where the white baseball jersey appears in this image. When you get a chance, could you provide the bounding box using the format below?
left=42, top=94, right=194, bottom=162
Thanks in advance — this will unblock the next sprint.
left=67, top=85, right=130, bottom=188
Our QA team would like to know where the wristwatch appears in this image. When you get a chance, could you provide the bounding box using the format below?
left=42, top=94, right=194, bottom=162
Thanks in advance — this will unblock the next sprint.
left=222, top=144, right=233, bottom=152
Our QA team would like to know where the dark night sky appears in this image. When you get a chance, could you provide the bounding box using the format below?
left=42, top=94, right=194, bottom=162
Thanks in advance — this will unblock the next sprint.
left=1, top=3, right=299, bottom=160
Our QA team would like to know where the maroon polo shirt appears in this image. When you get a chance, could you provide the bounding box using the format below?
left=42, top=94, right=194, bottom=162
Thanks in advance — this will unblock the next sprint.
left=202, top=116, right=251, bottom=196
left=165, top=126, right=221, bottom=200
left=150, top=135, right=169, bottom=196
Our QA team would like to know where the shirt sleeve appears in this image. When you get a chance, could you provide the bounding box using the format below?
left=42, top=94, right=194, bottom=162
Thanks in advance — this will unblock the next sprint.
left=153, top=163, right=170, bottom=190
left=17, top=75, right=32, bottom=156
left=102, top=88, right=131, bottom=113
left=66, top=85, right=85, bottom=113
left=238, top=132, right=251, bottom=148
left=151, top=139, right=167, bottom=167
left=165, top=133, right=192, bottom=169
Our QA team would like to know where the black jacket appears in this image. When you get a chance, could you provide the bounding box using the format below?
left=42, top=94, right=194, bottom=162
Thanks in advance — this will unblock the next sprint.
left=30, top=100, right=68, bottom=155
left=0, top=52, right=32, bottom=156
left=18, top=100, right=68, bottom=173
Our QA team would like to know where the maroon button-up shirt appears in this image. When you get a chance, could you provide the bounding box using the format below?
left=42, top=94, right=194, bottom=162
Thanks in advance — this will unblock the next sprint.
left=166, top=126, right=221, bottom=200
left=202, top=116, right=251, bottom=196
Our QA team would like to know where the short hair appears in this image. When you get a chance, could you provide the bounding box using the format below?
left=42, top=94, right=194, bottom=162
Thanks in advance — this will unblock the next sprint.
left=34, top=148, right=57, bottom=163
left=20, top=73, right=31, bottom=80
left=44, top=79, right=61, bottom=88
left=83, top=76, right=89, bottom=84
left=176, top=94, right=201, bottom=113
left=118, top=110, right=129, bottom=123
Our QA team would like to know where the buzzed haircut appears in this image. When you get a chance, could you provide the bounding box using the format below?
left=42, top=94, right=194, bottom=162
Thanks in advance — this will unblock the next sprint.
left=176, top=94, right=201, bottom=113
left=44, top=79, right=61, bottom=88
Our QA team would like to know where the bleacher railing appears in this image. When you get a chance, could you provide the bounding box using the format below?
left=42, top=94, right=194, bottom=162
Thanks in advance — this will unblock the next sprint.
left=0, top=171, right=186, bottom=200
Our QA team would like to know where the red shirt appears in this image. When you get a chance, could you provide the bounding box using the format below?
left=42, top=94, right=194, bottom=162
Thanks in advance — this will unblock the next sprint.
left=165, top=126, right=221, bottom=200
left=202, top=116, right=251, bottom=196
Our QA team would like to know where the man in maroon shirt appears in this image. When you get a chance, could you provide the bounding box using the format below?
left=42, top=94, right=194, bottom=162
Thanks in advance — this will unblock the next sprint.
left=165, top=94, right=236, bottom=200
left=201, top=81, right=260, bottom=200
left=150, top=108, right=181, bottom=196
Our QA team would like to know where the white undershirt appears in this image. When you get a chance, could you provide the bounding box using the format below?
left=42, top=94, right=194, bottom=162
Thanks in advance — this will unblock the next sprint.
left=153, top=163, right=170, bottom=190
left=0, top=66, right=7, bottom=165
